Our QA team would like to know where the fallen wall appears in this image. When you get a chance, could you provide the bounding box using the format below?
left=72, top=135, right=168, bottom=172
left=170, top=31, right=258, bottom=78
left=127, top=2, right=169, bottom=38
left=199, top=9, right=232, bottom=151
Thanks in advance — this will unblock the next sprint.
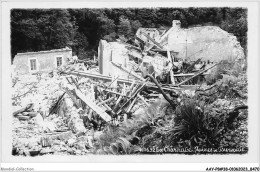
left=168, top=23, right=245, bottom=62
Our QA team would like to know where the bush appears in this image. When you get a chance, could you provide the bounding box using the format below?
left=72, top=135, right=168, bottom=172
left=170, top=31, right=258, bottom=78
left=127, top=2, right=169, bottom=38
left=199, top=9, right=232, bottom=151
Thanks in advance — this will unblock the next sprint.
left=168, top=99, right=227, bottom=148
left=205, top=60, right=244, bottom=85
left=93, top=98, right=170, bottom=154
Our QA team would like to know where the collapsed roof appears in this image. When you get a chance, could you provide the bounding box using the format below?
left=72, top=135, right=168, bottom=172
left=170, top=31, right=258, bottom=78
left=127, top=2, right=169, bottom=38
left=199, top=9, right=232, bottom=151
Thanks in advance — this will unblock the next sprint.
left=136, top=20, right=245, bottom=62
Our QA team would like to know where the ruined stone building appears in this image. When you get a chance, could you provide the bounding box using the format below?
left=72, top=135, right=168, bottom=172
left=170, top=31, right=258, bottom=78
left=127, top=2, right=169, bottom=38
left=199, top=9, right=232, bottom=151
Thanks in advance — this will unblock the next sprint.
left=98, top=20, right=245, bottom=80
left=136, top=20, right=245, bottom=62
left=13, top=47, right=72, bottom=75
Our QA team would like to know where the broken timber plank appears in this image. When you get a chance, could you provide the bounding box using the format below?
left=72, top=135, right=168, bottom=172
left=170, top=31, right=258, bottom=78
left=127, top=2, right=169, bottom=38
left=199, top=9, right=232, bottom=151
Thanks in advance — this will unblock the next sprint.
left=116, top=81, right=147, bottom=114
left=167, top=49, right=175, bottom=85
left=64, top=87, right=81, bottom=109
left=13, top=103, right=34, bottom=117
left=71, top=88, right=112, bottom=122
left=66, top=70, right=181, bottom=91
left=126, top=96, right=138, bottom=113
left=113, top=84, right=127, bottom=111
left=101, top=89, right=131, bottom=98
left=97, top=97, right=115, bottom=115
left=111, top=61, right=145, bottom=81
left=177, top=63, right=218, bottom=86
left=137, top=94, right=149, bottom=107
left=48, top=92, right=66, bottom=116
left=174, top=73, right=209, bottom=77
left=127, top=80, right=137, bottom=97
left=140, top=32, right=164, bottom=50
left=97, top=97, right=115, bottom=106
left=145, top=27, right=174, bottom=52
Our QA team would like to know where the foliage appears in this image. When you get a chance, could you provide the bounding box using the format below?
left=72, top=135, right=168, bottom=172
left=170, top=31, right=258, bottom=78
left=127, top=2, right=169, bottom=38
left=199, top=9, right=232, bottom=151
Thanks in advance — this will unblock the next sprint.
left=168, top=99, right=227, bottom=148
left=202, top=73, right=247, bottom=104
left=11, top=8, right=247, bottom=62
left=205, top=60, right=246, bottom=85
left=93, top=99, right=169, bottom=154
left=93, top=76, right=248, bottom=154
left=11, top=9, right=77, bottom=59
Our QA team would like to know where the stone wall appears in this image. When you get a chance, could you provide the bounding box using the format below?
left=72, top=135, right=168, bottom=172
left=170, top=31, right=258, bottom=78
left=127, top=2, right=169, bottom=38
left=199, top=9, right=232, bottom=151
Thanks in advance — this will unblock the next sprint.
left=13, top=48, right=72, bottom=75
left=168, top=21, right=245, bottom=62
left=98, top=40, right=130, bottom=79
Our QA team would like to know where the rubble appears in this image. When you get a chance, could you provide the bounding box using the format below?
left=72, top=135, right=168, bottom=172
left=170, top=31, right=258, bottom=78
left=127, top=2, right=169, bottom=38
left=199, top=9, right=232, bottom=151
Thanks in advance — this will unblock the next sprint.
left=12, top=20, right=247, bottom=156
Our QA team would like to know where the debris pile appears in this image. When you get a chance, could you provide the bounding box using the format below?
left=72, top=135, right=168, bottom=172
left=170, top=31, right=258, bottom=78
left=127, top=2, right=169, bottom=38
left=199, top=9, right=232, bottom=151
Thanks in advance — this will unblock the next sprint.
left=12, top=22, right=248, bottom=156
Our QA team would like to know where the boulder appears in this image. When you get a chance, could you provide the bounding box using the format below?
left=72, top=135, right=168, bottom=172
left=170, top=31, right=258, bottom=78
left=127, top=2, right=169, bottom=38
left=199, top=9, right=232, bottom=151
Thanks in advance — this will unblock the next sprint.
left=28, top=137, right=40, bottom=149
left=55, top=131, right=74, bottom=143
left=68, top=117, right=87, bottom=134
left=42, top=121, right=57, bottom=132
left=40, top=147, right=54, bottom=155
left=32, top=113, right=44, bottom=125
left=67, top=138, right=76, bottom=147
left=75, top=149, right=82, bottom=155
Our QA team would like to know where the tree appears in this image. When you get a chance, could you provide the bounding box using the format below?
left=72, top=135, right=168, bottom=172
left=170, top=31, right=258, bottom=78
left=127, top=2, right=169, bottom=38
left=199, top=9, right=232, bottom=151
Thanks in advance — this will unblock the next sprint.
left=11, top=9, right=76, bottom=61
left=117, top=16, right=132, bottom=38
left=11, top=8, right=248, bottom=61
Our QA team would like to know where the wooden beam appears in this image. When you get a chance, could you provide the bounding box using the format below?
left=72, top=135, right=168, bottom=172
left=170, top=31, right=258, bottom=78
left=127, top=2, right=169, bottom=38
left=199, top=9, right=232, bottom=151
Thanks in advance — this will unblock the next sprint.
left=65, top=70, right=182, bottom=91
left=137, top=94, right=149, bottom=107
left=97, top=97, right=115, bottom=115
left=141, top=32, right=164, bottom=50
left=167, top=49, right=175, bottom=85
left=97, top=97, right=115, bottom=106
left=101, top=89, right=131, bottom=98
left=111, top=61, right=145, bottom=81
left=174, top=73, right=209, bottom=77
left=177, top=63, right=218, bottom=86
left=145, top=27, right=174, bottom=52
left=126, top=96, right=138, bottom=113
left=71, top=87, right=112, bottom=122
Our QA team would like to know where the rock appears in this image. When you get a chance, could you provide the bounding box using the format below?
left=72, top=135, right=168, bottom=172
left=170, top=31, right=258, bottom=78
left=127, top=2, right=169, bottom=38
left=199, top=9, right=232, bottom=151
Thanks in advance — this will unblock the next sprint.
left=53, top=140, right=61, bottom=145
left=60, top=141, right=66, bottom=146
left=52, top=117, right=63, bottom=128
left=93, top=131, right=103, bottom=140
left=40, top=147, right=54, bottom=154
left=12, top=117, right=21, bottom=128
left=87, top=136, right=94, bottom=147
left=16, top=138, right=30, bottom=148
left=18, top=149, right=24, bottom=155
left=67, top=148, right=74, bottom=154
left=75, top=150, right=81, bottom=155
left=77, top=136, right=88, bottom=142
left=53, top=145, right=62, bottom=152
left=68, top=138, right=76, bottom=147
left=74, top=142, right=86, bottom=150
left=29, top=150, right=40, bottom=156
left=42, top=121, right=57, bottom=132
left=56, top=131, right=74, bottom=143
left=28, top=138, right=40, bottom=149
left=17, top=116, right=30, bottom=121
left=64, top=97, right=74, bottom=109
left=68, top=117, right=87, bottom=134
left=24, top=150, right=30, bottom=156
left=32, top=113, right=44, bottom=125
